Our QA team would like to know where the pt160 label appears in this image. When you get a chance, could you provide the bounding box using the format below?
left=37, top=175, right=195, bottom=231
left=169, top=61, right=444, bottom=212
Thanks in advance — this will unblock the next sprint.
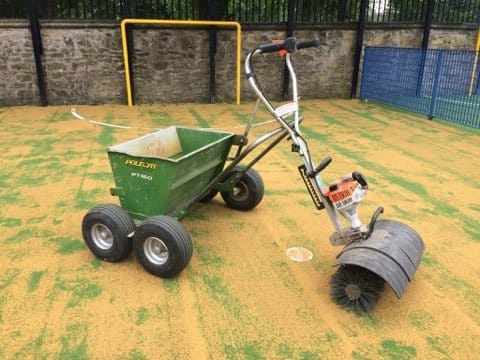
left=131, top=172, right=153, bottom=181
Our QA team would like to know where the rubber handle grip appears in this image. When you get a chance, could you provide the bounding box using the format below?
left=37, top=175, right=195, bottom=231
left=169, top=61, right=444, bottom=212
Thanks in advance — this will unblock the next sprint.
left=259, top=42, right=285, bottom=53
left=297, top=38, right=320, bottom=50
left=259, top=37, right=296, bottom=54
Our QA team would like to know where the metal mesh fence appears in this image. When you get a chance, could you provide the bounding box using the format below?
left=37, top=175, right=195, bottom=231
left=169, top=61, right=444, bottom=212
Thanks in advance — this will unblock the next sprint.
left=360, top=46, right=480, bottom=128
left=1, top=0, right=479, bottom=23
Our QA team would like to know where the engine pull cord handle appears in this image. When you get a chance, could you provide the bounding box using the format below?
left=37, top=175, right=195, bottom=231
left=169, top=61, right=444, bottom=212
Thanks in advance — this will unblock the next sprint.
left=352, top=171, right=368, bottom=187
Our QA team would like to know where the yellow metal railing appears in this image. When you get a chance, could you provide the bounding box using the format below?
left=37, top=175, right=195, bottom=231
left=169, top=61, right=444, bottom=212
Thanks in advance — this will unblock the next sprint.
left=120, top=19, right=242, bottom=106
left=469, top=27, right=480, bottom=96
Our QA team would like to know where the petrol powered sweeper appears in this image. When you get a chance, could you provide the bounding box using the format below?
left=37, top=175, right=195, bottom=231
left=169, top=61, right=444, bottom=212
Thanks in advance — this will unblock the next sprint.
left=81, top=37, right=424, bottom=313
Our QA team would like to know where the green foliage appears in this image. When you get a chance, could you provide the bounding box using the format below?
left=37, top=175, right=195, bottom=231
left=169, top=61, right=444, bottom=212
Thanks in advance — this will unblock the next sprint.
left=388, top=0, right=480, bottom=23
left=1, top=1, right=478, bottom=24
left=433, top=0, right=480, bottom=22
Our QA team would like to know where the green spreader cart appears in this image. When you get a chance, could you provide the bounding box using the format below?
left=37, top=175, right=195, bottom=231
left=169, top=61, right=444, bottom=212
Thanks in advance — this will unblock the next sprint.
left=82, top=125, right=270, bottom=278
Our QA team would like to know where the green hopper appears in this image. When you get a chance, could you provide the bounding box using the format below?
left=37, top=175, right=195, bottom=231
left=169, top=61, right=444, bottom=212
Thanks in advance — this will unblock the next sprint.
left=107, top=126, right=236, bottom=220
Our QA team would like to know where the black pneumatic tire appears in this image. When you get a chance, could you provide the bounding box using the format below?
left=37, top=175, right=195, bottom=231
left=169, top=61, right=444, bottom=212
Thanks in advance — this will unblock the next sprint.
left=221, top=166, right=264, bottom=211
left=134, top=216, right=193, bottom=278
left=198, top=189, right=218, bottom=203
left=82, top=204, right=136, bottom=262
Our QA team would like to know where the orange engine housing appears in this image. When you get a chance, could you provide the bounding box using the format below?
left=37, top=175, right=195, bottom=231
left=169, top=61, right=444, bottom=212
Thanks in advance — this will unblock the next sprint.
left=326, top=177, right=363, bottom=210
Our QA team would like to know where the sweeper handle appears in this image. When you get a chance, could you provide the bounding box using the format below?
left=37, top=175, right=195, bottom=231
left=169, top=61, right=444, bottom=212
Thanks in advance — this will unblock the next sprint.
left=259, top=37, right=320, bottom=54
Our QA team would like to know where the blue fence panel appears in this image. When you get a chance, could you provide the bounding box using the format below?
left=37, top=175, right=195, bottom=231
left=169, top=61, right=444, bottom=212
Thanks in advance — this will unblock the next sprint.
left=360, top=47, right=431, bottom=116
left=433, top=51, right=480, bottom=128
left=360, top=46, right=480, bottom=129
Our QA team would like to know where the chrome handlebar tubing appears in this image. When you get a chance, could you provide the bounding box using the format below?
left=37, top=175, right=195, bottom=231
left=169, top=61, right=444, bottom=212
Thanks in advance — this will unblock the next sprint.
left=244, top=47, right=345, bottom=232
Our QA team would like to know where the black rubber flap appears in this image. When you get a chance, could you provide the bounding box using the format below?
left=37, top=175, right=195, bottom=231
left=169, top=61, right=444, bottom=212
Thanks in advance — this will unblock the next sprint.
left=335, top=220, right=424, bottom=298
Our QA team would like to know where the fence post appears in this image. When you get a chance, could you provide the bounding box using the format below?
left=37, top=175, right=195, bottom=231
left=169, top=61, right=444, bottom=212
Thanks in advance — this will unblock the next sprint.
left=282, top=0, right=296, bottom=101
left=428, top=50, right=444, bottom=120
left=422, top=0, right=436, bottom=49
left=416, top=49, right=427, bottom=96
left=28, top=0, right=47, bottom=106
left=208, top=0, right=217, bottom=104
left=350, top=0, right=368, bottom=98
left=416, top=0, right=436, bottom=97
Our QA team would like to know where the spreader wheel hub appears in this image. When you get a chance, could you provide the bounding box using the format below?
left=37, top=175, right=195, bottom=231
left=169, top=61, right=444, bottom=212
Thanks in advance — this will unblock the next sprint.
left=144, top=236, right=169, bottom=266
left=91, top=223, right=114, bottom=250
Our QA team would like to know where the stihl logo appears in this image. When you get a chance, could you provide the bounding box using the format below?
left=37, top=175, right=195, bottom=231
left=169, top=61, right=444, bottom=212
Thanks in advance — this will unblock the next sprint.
left=329, top=189, right=354, bottom=203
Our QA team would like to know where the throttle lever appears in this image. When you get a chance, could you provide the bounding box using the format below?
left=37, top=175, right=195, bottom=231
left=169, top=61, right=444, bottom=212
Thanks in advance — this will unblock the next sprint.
left=308, top=156, right=332, bottom=177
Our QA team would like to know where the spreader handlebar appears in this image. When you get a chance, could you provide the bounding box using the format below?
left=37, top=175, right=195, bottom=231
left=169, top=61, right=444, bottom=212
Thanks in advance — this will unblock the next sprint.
left=258, top=37, right=320, bottom=54
left=297, top=38, right=321, bottom=49
left=259, top=37, right=296, bottom=53
left=245, top=36, right=321, bottom=146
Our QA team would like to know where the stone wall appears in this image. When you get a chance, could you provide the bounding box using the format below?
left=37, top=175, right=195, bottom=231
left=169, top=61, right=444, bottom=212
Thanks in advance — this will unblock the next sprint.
left=0, top=25, right=38, bottom=105
left=0, top=20, right=477, bottom=106
left=0, top=21, right=126, bottom=106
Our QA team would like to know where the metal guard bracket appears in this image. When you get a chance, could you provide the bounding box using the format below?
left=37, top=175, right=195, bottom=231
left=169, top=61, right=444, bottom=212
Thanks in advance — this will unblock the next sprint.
left=110, top=187, right=124, bottom=197
left=213, top=172, right=243, bottom=192
left=334, top=219, right=425, bottom=298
